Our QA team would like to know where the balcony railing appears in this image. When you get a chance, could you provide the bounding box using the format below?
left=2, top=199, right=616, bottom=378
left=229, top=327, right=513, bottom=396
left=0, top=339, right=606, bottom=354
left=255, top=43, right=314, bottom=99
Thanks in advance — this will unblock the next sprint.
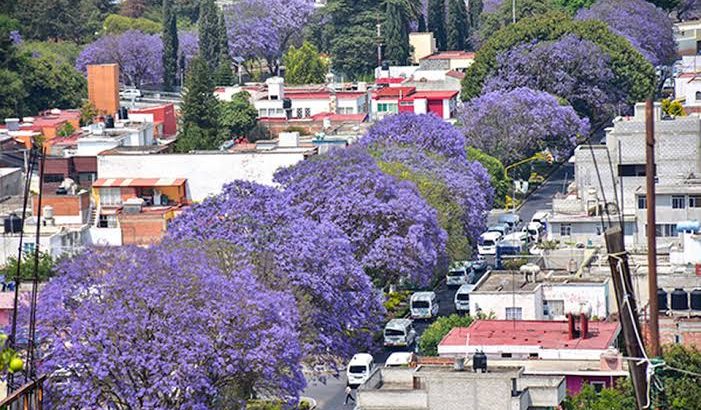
left=0, top=375, right=46, bottom=410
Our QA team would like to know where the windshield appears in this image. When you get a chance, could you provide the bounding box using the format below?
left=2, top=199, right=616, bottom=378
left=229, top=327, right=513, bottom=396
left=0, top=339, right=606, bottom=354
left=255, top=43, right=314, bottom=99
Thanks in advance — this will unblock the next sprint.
left=447, top=270, right=465, bottom=277
left=412, top=300, right=430, bottom=309
left=385, top=328, right=405, bottom=336
left=481, top=240, right=495, bottom=247
left=456, top=294, right=470, bottom=301
left=349, top=365, right=367, bottom=374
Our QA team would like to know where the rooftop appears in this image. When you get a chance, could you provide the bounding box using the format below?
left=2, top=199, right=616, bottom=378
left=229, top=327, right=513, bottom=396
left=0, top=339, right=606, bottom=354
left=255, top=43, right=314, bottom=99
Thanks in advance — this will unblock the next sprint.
left=372, top=86, right=416, bottom=100
left=401, top=90, right=459, bottom=100
left=440, top=320, right=620, bottom=350
left=422, top=51, right=476, bottom=60
left=472, top=271, right=608, bottom=294
left=92, top=178, right=186, bottom=188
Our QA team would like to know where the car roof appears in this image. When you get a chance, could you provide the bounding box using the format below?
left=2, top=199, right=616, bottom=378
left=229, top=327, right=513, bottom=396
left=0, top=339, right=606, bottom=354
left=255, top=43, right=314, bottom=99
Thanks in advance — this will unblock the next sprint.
left=386, top=318, right=412, bottom=328
left=456, top=284, right=476, bottom=293
left=385, top=352, right=414, bottom=365
left=349, top=353, right=373, bottom=365
left=503, top=232, right=527, bottom=240
left=411, top=291, right=436, bottom=300
left=498, top=214, right=520, bottom=222
left=532, top=211, right=549, bottom=220
left=481, top=231, right=502, bottom=240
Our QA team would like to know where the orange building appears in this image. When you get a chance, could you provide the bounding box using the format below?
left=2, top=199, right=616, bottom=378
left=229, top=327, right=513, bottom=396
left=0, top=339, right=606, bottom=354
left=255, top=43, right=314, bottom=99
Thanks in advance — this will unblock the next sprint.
left=87, top=64, right=120, bottom=116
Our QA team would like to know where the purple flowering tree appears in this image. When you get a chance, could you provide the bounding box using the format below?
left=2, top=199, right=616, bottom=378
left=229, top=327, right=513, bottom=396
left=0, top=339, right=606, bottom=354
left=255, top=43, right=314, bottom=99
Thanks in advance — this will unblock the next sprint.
left=223, top=0, right=314, bottom=74
left=178, top=30, right=199, bottom=79
left=35, top=245, right=305, bottom=408
left=458, top=87, right=590, bottom=164
left=274, top=146, right=448, bottom=288
left=166, top=181, right=384, bottom=368
left=76, top=30, right=163, bottom=87
left=576, top=0, right=676, bottom=66
left=483, top=34, right=623, bottom=126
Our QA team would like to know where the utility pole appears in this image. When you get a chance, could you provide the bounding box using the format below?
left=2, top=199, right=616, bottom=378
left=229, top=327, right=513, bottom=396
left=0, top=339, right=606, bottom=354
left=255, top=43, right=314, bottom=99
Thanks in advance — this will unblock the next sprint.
left=512, top=0, right=516, bottom=23
left=645, top=98, right=662, bottom=357
left=605, top=226, right=649, bottom=409
left=376, top=20, right=383, bottom=68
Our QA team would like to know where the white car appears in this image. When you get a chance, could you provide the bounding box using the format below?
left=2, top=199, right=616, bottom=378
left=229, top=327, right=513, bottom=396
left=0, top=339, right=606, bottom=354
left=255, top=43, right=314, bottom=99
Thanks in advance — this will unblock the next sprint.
left=383, top=318, right=417, bottom=347
left=454, top=283, right=475, bottom=313
left=478, top=231, right=502, bottom=255
left=119, top=88, right=142, bottom=99
left=347, top=353, right=374, bottom=387
left=385, top=352, right=416, bottom=368
left=446, top=262, right=470, bottom=287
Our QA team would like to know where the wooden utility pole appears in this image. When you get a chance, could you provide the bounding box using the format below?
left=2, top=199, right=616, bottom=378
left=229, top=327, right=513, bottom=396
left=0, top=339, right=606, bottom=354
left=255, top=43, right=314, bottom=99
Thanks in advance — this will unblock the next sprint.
left=645, top=98, right=662, bottom=357
left=605, top=226, right=649, bottom=409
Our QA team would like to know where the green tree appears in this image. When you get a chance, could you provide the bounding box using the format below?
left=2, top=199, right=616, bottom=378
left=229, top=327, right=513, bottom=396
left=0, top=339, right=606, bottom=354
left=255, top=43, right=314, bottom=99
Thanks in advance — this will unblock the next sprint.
left=80, top=100, right=99, bottom=126
left=198, top=0, right=220, bottom=69
left=1, top=251, right=55, bottom=282
left=103, top=13, right=161, bottom=34
left=19, top=40, right=82, bottom=66
left=384, top=1, right=411, bottom=64
left=467, top=147, right=509, bottom=207
left=162, top=0, right=178, bottom=91
left=563, top=381, right=635, bottom=410
left=0, top=70, right=25, bottom=119
left=556, top=0, right=596, bottom=14
left=477, top=0, right=562, bottom=45
left=175, top=57, right=223, bottom=152
left=468, top=0, right=483, bottom=30
left=447, top=0, right=469, bottom=50
left=419, top=314, right=474, bottom=356
left=428, top=0, right=447, bottom=50
left=220, top=92, right=258, bottom=139
left=213, top=57, right=235, bottom=86
left=13, top=0, right=115, bottom=42
left=462, top=12, right=656, bottom=107
left=217, top=12, right=229, bottom=60
left=661, top=344, right=701, bottom=410
left=283, top=41, right=329, bottom=85
left=18, top=53, right=86, bottom=115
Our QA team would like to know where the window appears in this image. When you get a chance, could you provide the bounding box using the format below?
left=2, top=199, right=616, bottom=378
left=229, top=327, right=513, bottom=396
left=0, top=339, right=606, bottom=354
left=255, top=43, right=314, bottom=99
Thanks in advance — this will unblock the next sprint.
left=675, top=334, right=681, bottom=344
left=529, top=353, right=539, bottom=359
left=560, top=224, right=572, bottom=237
left=618, top=164, right=649, bottom=177
left=638, top=196, right=647, bottom=209
left=696, top=91, right=701, bottom=102
left=655, top=224, right=678, bottom=237
left=98, top=214, right=117, bottom=228
left=296, top=108, right=303, bottom=118
left=546, top=300, right=565, bottom=317
left=78, top=172, right=96, bottom=185
left=505, top=307, right=522, bottom=320
left=591, top=382, right=606, bottom=394
left=377, top=103, right=398, bottom=113
left=501, top=353, right=513, bottom=358
left=690, top=195, right=701, bottom=208
left=100, top=188, right=122, bottom=206
left=304, top=108, right=311, bottom=117
left=673, top=195, right=686, bottom=209
left=258, top=109, right=266, bottom=117
left=43, top=174, right=64, bottom=183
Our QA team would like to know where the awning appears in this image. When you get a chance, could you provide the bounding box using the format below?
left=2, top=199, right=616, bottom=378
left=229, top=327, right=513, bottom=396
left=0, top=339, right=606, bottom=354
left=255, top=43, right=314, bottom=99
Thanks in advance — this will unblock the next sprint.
left=92, top=178, right=186, bottom=188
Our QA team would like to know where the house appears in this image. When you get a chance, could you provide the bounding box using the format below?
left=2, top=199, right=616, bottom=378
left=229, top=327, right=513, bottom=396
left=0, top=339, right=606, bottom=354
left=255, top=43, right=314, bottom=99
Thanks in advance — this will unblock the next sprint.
left=398, top=90, right=459, bottom=120
left=371, top=86, right=416, bottom=119
left=128, top=104, right=177, bottom=138
left=468, top=271, right=610, bottom=321
left=0, top=109, right=81, bottom=148
left=674, top=20, right=701, bottom=56
left=357, top=360, right=565, bottom=410
left=437, top=319, right=624, bottom=395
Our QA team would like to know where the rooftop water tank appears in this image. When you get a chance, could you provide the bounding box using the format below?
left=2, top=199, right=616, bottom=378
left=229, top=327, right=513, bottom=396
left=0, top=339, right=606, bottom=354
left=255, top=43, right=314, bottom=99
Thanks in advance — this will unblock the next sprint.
left=473, top=351, right=487, bottom=373
left=671, top=288, right=689, bottom=311
left=4, top=214, right=22, bottom=234
left=677, top=220, right=700, bottom=233
left=657, top=288, right=668, bottom=311
left=691, top=289, right=701, bottom=311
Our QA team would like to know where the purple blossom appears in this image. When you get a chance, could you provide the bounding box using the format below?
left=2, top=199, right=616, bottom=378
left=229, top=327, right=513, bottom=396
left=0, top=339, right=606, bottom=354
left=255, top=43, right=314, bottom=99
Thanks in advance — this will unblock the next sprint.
left=76, top=30, right=163, bottom=87
left=178, top=30, right=199, bottom=77
left=483, top=0, right=504, bottom=13
left=483, top=34, right=623, bottom=124
left=34, top=245, right=305, bottom=408
left=274, top=146, right=448, bottom=288
left=458, top=87, right=590, bottom=164
left=9, top=30, right=21, bottom=45
left=166, top=181, right=384, bottom=368
left=362, top=113, right=467, bottom=159
left=576, top=0, right=676, bottom=66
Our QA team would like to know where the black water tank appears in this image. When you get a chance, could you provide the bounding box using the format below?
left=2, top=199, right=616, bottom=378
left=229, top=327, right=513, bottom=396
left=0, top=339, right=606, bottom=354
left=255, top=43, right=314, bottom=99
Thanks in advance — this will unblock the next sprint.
left=381, top=61, right=390, bottom=71
left=671, top=288, right=689, bottom=310
left=105, top=115, right=114, bottom=128
left=691, top=289, right=701, bottom=311
left=657, top=288, right=668, bottom=311
left=4, top=214, right=22, bottom=234
left=473, top=351, right=487, bottom=373
left=282, top=98, right=292, bottom=110
left=118, top=106, right=128, bottom=120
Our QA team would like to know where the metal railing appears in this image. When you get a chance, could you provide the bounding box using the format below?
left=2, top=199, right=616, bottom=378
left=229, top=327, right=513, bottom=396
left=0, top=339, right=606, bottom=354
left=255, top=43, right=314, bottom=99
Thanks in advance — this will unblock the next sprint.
left=0, top=375, right=46, bottom=410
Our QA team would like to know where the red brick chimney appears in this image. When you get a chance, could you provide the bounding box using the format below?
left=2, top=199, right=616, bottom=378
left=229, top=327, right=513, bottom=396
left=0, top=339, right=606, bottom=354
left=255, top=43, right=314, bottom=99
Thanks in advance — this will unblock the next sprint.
left=567, top=313, right=576, bottom=340
left=581, top=314, right=589, bottom=340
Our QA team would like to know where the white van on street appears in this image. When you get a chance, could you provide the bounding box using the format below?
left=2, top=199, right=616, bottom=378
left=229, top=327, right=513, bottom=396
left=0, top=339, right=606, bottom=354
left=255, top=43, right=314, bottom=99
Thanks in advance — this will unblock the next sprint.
left=446, top=262, right=470, bottom=287
left=410, top=291, right=439, bottom=319
left=454, top=283, right=475, bottom=313
left=478, top=231, right=502, bottom=255
left=347, top=353, right=374, bottom=387
left=385, top=352, right=416, bottom=368
left=383, top=318, right=417, bottom=347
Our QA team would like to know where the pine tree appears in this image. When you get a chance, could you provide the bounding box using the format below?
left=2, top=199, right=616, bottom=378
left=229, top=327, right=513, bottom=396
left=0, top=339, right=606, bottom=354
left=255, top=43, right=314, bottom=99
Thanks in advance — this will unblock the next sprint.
left=176, top=57, right=223, bottom=152
left=447, top=0, right=469, bottom=50
left=427, top=0, right=447, bottom=51
left=162, top=0, right=178, bottom=91
left=283, top=41, right=329, bottom=85
left=217, top=12, right=229, bottom=60
left=198, top=0, right=219, bottom=69
left=384, top=2, right=410, bottom=65
left=214, top=56, right=235, bottom=86
left=468, top=0, right=483, bottom=30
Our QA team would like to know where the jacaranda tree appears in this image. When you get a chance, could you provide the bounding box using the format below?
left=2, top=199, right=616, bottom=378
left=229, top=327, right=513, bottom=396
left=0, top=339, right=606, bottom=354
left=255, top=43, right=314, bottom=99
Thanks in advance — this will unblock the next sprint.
left=576, top=0, right=676, bottom=66
left=166, top=181, right=384, bottom=369
left=36, top=244, right=305, bottom=408
left=274, top=146, right=448, bottom=288
left=458, top=87, right=590, bottom=164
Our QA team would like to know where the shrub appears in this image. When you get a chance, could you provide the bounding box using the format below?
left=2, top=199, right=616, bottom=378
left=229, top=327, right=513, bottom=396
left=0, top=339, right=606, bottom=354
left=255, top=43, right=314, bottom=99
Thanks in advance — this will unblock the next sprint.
left=419, top=314, right=474, bottom=356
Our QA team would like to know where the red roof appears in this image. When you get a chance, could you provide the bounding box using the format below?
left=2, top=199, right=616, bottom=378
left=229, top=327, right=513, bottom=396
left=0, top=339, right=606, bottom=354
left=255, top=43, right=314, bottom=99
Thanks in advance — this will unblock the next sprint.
left=372, top=86, right=416, bottom=100
left=286, top=92, right=331, bottom=100
left=446, top=70, right=466, bottom=80
left=401, top=90, right=459, bottom=101
left=440, top=320, right=620, bottom=350
left=376, top=77, right=406, bottom=85
left=335, top=91, right=367, bottom=99
left=310, top=112, right=368, bottom=122
left=93, top=178, right=187, bottom=188
left=423, top=51, right=476, bottom=60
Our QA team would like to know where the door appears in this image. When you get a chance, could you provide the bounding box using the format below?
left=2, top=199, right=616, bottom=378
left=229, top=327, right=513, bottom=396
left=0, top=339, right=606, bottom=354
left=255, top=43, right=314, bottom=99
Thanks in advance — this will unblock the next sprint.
left=428, top=99, right=444, bottom=119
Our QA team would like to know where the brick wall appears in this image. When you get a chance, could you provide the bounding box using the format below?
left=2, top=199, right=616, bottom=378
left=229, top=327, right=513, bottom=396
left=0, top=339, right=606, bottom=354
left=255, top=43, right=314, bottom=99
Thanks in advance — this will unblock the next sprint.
left=119, top=212, right=167, bottom=245
left=87, top=64, right=119, bottom=116
left=32, top=192, right=89, bottom=217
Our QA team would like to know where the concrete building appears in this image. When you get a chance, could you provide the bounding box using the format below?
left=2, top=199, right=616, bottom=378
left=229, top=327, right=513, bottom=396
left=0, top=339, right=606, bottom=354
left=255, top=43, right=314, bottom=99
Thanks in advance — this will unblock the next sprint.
left=418, top=51, right=476, bottom=72
left=675, top=20, right=701, bottom=56
left=409, top=32, right=437, bottom=64
left=0, top=168, right=21, bottom=197
left=87, top=64, right=120, bottom=116
left=357, top=362, right=565, bottom=410
left=0, top=109, right=81, bottom=149
left=468, top=271, right=610, bottom=321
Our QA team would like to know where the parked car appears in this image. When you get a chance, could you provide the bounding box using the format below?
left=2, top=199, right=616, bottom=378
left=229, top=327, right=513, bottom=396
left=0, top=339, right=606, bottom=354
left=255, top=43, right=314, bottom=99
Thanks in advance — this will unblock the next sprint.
left=383, top=318, right=417, bottom=348
left=531, top=211, right=550, bottom=227
left=119, top=88, right=142, bottom=99
left=454, top=283, right=475, bottom=313
left=446, top=261, right=470, bottom=287
left=347, top=353, right=375, bottom=387
left=478, top=231, right=503, bottom=256
left=525, top=221, right=544, bottom=243
left=498, top=213, right=521, bottom=230
left=385, top=352, right=416, bottom=368
left=410, top=291, right=439, bottom=319
left=487, top=223, right=511, bottom=236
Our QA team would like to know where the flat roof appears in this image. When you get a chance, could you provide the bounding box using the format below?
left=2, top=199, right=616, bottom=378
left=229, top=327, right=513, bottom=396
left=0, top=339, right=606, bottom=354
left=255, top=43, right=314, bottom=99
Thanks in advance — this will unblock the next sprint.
left=472, top=272, right=607, bottom=294
left=401, top=90, right=459, bottom=101
left=441, top=320, right=620, bottom=350
left=372, top=86, right=416, bottom=100
left=423, top=51, right=476, bottom=60
left=635, top=183, right=701, bottom=195
left=92, top=178, right=186, bottom=188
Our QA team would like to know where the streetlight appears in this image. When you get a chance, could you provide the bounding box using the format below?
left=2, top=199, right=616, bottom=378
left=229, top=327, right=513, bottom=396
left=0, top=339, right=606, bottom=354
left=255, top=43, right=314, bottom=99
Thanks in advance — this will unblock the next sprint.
left=503, top=149, right=554, bottom=212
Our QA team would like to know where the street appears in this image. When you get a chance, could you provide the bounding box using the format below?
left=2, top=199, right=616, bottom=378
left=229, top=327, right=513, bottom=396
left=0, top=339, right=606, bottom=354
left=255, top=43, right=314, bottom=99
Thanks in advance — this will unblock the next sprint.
left=302, top=161, right=575, bottom=409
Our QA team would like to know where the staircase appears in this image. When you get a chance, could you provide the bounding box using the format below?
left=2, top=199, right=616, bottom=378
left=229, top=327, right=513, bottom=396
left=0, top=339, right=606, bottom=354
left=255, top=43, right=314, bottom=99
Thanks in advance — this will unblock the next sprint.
left=88, top=206, right=97, bottom=227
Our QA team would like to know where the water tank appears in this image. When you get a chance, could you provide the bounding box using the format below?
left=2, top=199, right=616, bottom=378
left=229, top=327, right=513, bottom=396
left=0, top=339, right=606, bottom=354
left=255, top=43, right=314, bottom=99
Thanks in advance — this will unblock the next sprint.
left=4, top=214, right=22, bottom=234
left=118, top=106, right=128, bottom=120
left=105, top=115, right=114, bottom=129
left=657, top=288, right=668, bottom=311
left=381, top=61, right=390, bottom=71
left=691, top=289, right=701, bottom=311
left=472, top=351, right=487, bottom=373
left=42, top=205, right=54, bottom=219
left=677, top=220, right=701, bottom=233
left=671, top=288, right=689, bottom=311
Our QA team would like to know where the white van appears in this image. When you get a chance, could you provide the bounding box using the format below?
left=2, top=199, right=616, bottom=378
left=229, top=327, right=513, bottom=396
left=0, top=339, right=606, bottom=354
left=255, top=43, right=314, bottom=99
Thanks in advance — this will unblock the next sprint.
left=454, top=283, right=475, bottom=313
left=446, top=262, right=470, bottom=287
left=525, top=221, right=544, bottom=242
left=478, top=231, right=502, bottom=255
left=383, top=318, right=417, bottom=347
left=410, top=291, right=439, bottom=319
left=347, top=353, right=374, bottom=387
left=385, top=352, right=415, bottom=368
left=531, top=211, right=550, bottom=226
left=502, top=231, right=529, bottom=247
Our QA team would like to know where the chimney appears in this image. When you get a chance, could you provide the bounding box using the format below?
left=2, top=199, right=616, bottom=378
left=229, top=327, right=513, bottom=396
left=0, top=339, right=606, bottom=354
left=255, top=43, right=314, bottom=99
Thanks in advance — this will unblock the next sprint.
left=567, top=313, right=576, bottom=340
left=581, top=314, right=589, bottom=339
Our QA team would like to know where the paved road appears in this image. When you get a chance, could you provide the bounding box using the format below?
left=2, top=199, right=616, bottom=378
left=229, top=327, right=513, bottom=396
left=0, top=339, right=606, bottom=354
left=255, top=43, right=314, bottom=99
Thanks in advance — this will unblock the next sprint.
left=303, top=162, right=575, bottom=409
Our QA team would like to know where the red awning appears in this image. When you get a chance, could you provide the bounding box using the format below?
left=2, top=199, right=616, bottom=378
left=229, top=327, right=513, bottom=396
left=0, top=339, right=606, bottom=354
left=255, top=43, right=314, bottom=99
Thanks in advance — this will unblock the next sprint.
left=92, top=178, right=186, bottom=188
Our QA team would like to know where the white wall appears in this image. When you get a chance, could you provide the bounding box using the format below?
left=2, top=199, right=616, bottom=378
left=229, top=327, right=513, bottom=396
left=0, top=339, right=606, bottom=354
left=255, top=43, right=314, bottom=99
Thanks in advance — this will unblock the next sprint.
left=290, top=99, right=330, bottom=118
left=97, top=151, right=309, bottom=201
left=470, top=291, right=543, bottom=320
left=542, top=282, right=609, bottom=320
